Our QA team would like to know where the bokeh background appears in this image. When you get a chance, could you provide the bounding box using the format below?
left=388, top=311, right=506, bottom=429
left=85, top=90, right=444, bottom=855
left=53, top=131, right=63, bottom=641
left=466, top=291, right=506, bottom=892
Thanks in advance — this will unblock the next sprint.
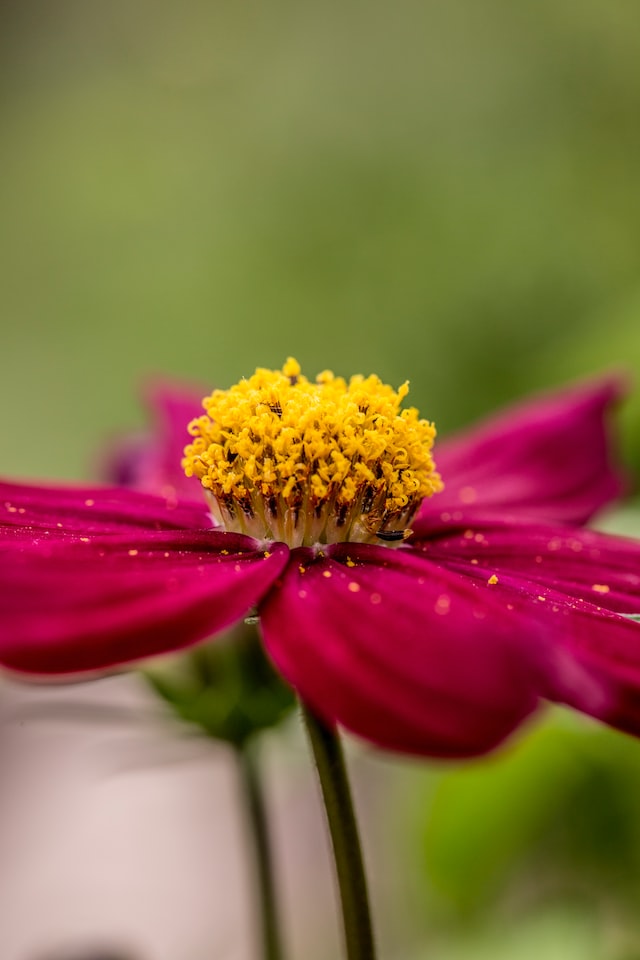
left=1, top=2, right=640, bottom=958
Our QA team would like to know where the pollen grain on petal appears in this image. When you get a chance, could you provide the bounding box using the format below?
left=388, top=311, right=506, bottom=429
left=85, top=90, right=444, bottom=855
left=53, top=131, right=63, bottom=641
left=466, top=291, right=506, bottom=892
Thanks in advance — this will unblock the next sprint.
left=435, top=594, right=451, bottom=615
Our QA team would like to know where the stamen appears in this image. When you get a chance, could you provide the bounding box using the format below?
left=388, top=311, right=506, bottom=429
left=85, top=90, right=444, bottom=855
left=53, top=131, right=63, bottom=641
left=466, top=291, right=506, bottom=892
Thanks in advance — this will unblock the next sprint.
left=183, top=358, right=443, bottom=546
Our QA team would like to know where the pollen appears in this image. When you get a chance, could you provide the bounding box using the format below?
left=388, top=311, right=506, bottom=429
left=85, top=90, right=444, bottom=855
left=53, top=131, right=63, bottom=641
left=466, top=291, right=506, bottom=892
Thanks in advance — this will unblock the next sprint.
left=435, top=594, right=451, bottom=615
left=183, top=358, right=443, bottom=546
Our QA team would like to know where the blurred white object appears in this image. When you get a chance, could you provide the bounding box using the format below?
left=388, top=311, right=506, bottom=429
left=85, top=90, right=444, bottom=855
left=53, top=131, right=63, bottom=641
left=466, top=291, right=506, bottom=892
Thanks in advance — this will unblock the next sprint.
left=0, top=673, right=337, bottom=960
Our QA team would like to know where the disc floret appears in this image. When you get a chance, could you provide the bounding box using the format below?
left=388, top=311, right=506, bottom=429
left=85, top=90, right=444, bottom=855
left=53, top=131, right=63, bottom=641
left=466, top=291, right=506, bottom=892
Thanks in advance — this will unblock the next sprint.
left=182, top=358, right=443, bottom=546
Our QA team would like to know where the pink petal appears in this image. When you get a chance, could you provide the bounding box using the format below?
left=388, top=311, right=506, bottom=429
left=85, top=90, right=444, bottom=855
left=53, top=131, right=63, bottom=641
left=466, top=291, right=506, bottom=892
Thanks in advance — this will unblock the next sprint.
left=497, top=576, right=640, bottom=742
left=0, top=531, right=288, bottom=675
left=420, top=533, right=640, bottom=742
left=415, top=377, right=625, bottom=534
left=260, top=544, right=539, bottom=758
left=101, top=380, right=206, bottom=503
left=420, top=521, right=640, bottom=615
left=0, top=480, right=212, bottom=543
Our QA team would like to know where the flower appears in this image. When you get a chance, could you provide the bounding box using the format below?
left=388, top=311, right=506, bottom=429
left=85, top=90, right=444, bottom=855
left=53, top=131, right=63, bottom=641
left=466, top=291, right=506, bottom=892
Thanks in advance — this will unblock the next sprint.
left=0, top=360, right=638, bottom=759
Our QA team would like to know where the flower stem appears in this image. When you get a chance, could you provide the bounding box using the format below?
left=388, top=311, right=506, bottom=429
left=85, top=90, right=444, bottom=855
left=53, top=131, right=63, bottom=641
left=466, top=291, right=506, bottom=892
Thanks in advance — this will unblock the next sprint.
left=301, top=703, right=377, bottom=960
left=236, top=737, right=285, bottom=960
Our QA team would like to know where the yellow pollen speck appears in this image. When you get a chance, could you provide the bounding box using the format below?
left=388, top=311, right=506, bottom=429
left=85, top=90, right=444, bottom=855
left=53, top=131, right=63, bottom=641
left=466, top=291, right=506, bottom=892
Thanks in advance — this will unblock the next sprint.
left=435, top=594, right=451, bottom=615
left=470, top=558, right=479, bottom=565
left=80, top=537, right=90, bottom=543
left=85, top=499, right=95, bottom=507
left=299, top=565, right=306, bottom=574
left=592, top=583, right=610, bottom=594
left=537, top=595, right=546, bottom=602
left=220, top=549, right=229, bottom=556
left=348, top=581, right=361, bottom=593
left=322, top=569, right=332, bottom=578
left=182, top=358, right=442, bottom=548
left=346, top=556, right=356, bottom=568
left=464, top=530, right=474, bottom=540
left=264, top=550, right=271, bottom=559
left=488, top=574, right=499, bottom=585
left=128, top=549, right=138, bottom=556
left=56, top=523, right=63, bottom=528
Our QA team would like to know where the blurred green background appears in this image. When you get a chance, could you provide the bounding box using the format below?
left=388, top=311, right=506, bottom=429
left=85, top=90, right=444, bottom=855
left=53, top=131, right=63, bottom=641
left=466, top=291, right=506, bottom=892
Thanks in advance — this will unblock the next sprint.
left=2, top=2, right=640, bottom=958
left=3, top=0, right=640, bottom=480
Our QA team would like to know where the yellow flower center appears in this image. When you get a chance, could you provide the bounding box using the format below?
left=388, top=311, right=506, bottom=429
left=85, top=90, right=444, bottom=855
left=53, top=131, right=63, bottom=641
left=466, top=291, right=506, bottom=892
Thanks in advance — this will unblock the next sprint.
left=182, top=358, right=443, bottom=546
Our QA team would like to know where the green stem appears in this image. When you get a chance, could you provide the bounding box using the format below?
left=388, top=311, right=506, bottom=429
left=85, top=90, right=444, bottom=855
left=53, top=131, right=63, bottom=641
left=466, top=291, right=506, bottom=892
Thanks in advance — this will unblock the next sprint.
left=301, top=703, right=377, bottom=960
left=236, top=737, right=286, bottom=960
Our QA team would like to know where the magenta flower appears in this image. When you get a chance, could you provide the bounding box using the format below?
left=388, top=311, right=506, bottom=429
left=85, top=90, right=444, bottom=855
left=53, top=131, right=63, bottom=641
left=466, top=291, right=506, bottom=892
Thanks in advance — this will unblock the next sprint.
left=1, top=361, right=638, bottom=759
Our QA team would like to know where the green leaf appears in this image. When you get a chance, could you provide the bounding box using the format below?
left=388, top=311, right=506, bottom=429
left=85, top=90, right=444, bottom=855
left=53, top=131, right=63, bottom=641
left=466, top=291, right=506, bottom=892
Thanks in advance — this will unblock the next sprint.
left=144, top=621, right=296, bottom=746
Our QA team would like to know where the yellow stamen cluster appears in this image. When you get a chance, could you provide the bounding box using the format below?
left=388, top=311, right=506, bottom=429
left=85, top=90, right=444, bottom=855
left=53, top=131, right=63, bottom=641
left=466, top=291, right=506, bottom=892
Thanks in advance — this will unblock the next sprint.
left=183, top=358, right=443, bottom=546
